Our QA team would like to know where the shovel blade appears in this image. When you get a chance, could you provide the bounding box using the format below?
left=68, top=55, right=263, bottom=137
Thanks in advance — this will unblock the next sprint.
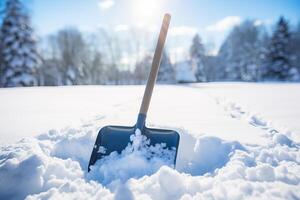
left=88, top=125, right=180, bottom=171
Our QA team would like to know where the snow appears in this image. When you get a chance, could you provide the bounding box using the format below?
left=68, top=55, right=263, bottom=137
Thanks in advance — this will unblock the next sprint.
left=88, top=128, right=176, bottom=186
left=0, top=83, right=300, bottom=199
left=175, top=61, right=197, bottom=83
left=1, top=0, right=40, bottom=87
left=195, top=82, right=300, bottom=142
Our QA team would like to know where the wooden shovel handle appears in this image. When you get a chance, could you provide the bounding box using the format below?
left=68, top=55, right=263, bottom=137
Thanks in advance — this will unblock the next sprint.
left=139, top=14, right=171, bottom=115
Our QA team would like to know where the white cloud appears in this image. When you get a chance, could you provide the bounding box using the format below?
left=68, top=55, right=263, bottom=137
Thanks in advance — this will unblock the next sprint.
left=169, top=26, right=198, bottom=36
left=114, top=24, right=130, bottom=32
left=98, top=0, right=115, bottom=10
left=206, top=16, right=242, bottom=32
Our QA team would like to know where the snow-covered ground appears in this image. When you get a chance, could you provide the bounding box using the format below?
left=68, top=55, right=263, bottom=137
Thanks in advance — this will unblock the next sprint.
left=0, top=83, right=300, bottom=199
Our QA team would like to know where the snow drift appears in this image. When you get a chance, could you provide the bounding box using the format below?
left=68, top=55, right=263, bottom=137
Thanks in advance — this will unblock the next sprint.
left=1, top=84, right=300, bottom=199
left=1, top=120, right=299, bottom=200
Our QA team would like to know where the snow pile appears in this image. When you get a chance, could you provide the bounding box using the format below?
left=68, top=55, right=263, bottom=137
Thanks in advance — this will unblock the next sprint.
left=128, top=140, right=300, bottom=200
left=182, top=136, right=244, bottom=175
left=1, top=120, right=299, bottom=199
left=0, top=138, right=85, bottom=200
left=88, top=129, right=176, bottom=185
left=38, top=128, right=95, bottom=170
left=129, top=166, right=300, bottom=199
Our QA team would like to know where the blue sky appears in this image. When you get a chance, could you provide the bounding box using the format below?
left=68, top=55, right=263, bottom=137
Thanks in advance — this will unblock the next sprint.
left=23, top=0, right=300, bottom=61
left=30, top=0, right=300, bottom=33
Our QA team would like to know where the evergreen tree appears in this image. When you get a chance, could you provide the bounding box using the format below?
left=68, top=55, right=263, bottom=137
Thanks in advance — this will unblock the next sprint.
left=263, top=17, right=296, bottom=80
left=258, top=32, right=271, bottom=81
left=204, top=55, right=221, bottom=81
left=219, top=20, right=265, bottom=81
left=0, top=42, right=3, bottom=78
left=218, top=27, right=242, bottom=81
left=190, top=34, right=206, bottom=82
left=157, top=51, right=175, bottom=83
left=0, top=0, right=40, bottom=87
left=289, top=22, right=300, bottom=80
left=0, top=2, right=5, bottom=77
left=239, top=21, right=266, bottom=81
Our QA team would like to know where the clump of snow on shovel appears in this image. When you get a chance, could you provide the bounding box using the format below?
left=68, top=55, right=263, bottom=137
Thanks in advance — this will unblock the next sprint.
left=87, top=129, right=176, bottom=186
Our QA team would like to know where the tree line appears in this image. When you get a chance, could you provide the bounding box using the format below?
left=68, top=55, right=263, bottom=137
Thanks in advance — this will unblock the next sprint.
left=0, top=0, right=300, bottom=87
left=197, top=18, right=300, bottom=82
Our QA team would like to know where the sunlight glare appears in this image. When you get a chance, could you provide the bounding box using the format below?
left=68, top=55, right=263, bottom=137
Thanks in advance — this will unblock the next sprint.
left=132, top=0, right=162, bottom=24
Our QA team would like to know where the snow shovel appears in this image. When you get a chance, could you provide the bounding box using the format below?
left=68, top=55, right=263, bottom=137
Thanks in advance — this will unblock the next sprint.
left=88, top=14, right=180, bottom=172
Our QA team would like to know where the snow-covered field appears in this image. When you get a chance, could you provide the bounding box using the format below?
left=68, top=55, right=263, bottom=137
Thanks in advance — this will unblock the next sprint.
left=0, top=83, right=300, bottom=199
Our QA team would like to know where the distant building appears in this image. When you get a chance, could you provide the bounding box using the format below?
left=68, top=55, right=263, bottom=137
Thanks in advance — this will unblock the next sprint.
left=175, top=61, right=197, bottom=83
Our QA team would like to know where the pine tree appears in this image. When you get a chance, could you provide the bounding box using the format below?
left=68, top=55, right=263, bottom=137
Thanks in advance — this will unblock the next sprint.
left=190, top=34, right=206, bottom=82
left=219, top=26, right=246, bottom=81
left=289, top=22, right=300, bottom=80
left=263, top=17, right=295, bottom=80
left=157, top=51, right=175, bottom=83
left=0, top=43, right=3, bottom=78
left=0, top=0, right=40, bottom=87
left=239, top=21, right=265, bottom=81
left=219, top=20, right=264, bottom=81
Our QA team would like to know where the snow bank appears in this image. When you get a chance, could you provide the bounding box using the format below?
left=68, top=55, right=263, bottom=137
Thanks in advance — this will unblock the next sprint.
left=38, top=128, right=95, bottom=170
left=0, top=138, right=84, bottom=200
left=128, top=140, right=300, bottom=200
left=1, top=120, right=299, bottom=200
left=184, top=136, right=244, bottom=175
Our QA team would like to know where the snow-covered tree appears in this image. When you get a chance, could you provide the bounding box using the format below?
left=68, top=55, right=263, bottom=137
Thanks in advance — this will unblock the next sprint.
left=289, top=22, right=300, bottom=80
left=219, top=20, right=265, bottom=81
left=157, top=51, right=175, bottom=83
left=0, top=43, right=3, bottom=77
left=56, top=28, right=88, bottom=85
left=39, top=58, right=62, bottom=86
left=190, top=34, right=206, bottom=82
left=218, top=28, right=241, bottom=81
left=204, top=55, right=222, bottom=81
left=39, top=32, right=105, bottom=86
left=0, top=0, right=40, bottom=87
left=263, top=17, right=296, bottom=80
left=89, top=51, right=104, bottom=84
